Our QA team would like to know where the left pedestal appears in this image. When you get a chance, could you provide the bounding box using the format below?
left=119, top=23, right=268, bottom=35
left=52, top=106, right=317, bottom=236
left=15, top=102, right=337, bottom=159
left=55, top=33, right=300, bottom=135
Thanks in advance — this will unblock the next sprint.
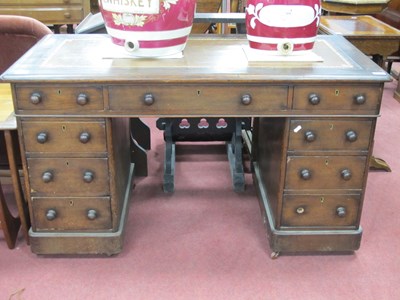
left=16, top=103, right=132, bottom=254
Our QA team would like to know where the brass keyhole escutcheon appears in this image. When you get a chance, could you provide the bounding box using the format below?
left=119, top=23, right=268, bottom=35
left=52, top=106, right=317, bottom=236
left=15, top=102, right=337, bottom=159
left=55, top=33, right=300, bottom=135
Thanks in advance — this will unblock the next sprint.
left=197, top=90, right=201, bottom=96
left=335, top=89, right=340, bottom=96
left=61, top=125, right=67, bottom=132
left=325, top=159, right=329, bottom=166
left=320, top=197, right=325, bottom=203
left=69, top=200, right=74, bottom=206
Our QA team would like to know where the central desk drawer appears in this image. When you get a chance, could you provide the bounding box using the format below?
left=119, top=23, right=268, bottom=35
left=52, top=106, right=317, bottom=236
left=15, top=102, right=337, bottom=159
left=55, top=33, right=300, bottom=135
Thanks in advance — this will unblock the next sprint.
left=285, top=155, right=367, bottom=190
left=108, top=84, right=289, bottom=115
left=28, top=158, right=110, bottom=196
left=32, top=197, right=112, bottom=231
left=22, top=120, right=107, bottom=153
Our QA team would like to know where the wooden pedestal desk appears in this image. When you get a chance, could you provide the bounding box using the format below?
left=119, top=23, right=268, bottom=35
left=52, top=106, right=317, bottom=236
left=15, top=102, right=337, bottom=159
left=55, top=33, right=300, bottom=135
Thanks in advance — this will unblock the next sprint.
left=1, top=34, right=390, bottom=256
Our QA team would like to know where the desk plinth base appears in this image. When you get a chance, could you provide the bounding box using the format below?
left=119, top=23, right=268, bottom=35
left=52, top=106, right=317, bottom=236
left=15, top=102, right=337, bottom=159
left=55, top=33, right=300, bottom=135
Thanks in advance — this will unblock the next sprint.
left=29, top=164, right=134, bottom=256
left=253, top=163, right=362, bottom=255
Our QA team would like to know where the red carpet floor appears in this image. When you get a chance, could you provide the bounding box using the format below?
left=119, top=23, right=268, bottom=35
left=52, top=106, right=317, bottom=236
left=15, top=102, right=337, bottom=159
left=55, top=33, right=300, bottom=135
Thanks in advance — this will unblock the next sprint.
left=1, top=81, right=399, bottom=299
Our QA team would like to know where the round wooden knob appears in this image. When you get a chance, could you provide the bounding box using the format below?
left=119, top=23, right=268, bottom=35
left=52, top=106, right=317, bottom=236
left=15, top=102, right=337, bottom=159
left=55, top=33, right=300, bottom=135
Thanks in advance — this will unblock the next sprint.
left=87, top=209, right=97, bottom=220
left=346, top=130, right=357, bottom=142
left=336, top=206, right=346, bottom=217
left=83, top=171, right=94, bottom=183
left=143, top=94, right=155, bottom=106
left=42, top=171, right=53, bottom=183
left=354, top=94, right=366, bottom=105
left=300, top=169, right=311, bottom=180
left=64, top=12, right=71, bottom=19
left=46, top=209, right=57, bottom=221
left=76, top=93, right=89, bottom=106
left=341, top=169, right=352, bottom=181
left=308, top=93, right=320, bottom=105
left=304, top=131, right=316, bottom=142
left=241, top=94, right=252, bottom=105
left=37, top=132, right=48, bottom=144
left=79, top=132, right=91, bottom=143
left=30, top=93, right=42, bottom=104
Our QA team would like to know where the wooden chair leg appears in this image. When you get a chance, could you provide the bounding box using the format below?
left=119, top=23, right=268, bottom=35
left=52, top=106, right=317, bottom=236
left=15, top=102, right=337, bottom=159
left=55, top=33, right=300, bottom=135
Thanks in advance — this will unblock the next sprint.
left=0, top=183, right=21, bottom=249
left=4, top=130, right=30, bottom=243
left=394, top=80, right=400, bottom=103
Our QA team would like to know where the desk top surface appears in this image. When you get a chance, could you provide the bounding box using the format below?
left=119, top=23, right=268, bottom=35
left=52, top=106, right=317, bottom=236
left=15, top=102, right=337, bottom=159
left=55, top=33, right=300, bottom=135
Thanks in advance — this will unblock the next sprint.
left=320, top=15, right=400, bottom=37
left=1, top=34, right=390, bottom=84
left=321, top=0, right=390, bottom=14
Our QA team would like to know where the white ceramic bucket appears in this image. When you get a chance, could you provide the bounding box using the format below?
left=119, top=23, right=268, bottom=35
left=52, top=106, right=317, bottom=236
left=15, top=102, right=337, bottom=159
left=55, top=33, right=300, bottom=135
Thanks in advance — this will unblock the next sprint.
left=245, top=0, right=321, bottom=55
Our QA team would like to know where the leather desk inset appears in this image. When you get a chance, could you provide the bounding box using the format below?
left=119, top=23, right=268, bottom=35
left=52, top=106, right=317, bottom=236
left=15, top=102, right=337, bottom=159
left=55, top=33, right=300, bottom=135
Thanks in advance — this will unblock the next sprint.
left=1, top=34, right=390, bottom=255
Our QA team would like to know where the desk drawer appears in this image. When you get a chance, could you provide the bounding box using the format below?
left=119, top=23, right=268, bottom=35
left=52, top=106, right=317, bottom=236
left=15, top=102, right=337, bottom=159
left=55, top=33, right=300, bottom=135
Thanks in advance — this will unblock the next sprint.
left=0, top=2, right=85, bottom=24
left=288, top=119, right=373, bottom=152
left=108, top=84, right=289, bottom=115
left=0, top=0, right=83, bottom=4
left=22, top=119, right=107, bottom=153
left=293, top=85, right=381, bottom=113
left=285, top=155, right=367, bottom=190
left=15, top=85, right=103, bottom=111
left=32, top=197, right=112, bottom=231
left=28, top=158, right=110, bottom=196
left=18, top=8, right=84, bottom=24
left=281, top=194, right=360, bottom=228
